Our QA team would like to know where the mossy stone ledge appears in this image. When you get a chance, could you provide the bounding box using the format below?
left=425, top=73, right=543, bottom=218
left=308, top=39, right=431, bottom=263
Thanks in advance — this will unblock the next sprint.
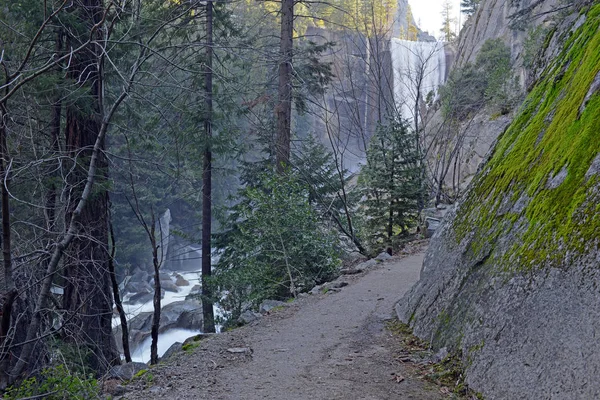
left=397, top=4, right=600, bottom=399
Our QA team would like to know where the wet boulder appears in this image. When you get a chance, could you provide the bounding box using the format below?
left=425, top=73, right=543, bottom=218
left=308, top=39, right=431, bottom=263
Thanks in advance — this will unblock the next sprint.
left=117, top=300, right=204, bottom=353
left=160, top=280, right=179, bottom=293
left=125, top=280, right=152, bottom=296
left=175, top=274, right=189, bottom=286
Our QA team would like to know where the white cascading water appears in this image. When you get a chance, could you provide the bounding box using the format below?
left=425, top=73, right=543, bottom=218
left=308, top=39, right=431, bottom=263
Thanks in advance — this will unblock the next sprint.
left=391, top=39, right=447, bottom=125
left=113, top=252, right=224, bottom=363
left=113, top=270, right=203, bottom=363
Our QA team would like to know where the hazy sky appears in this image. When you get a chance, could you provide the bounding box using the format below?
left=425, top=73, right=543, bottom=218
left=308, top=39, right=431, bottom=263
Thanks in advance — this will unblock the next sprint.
left=409, top=0, right=463, bottom=40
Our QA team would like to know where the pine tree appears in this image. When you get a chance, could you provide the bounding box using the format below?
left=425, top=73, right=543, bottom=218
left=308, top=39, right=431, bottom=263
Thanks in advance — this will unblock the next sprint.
left=276, top=0, right=294, bottom=173
left=360, top=119, right=423, bottom=253
left=440, top=0, right=457, bottom=42
left=215, top=172, right=340, bottom=323
left=202, top=0, right=217, bottom=335
left=293, top=135, right=365, bottom=254
left=461, top=0, right=481, bottom=16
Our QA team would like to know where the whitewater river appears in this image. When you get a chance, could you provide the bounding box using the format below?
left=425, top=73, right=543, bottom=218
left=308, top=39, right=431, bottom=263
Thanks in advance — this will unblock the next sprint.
left=113, top=270, right=223, bottom=363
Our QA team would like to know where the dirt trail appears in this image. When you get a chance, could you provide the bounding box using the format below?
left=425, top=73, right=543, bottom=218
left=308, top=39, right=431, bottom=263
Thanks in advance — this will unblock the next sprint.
left=122, top=252, right=444, bottom=399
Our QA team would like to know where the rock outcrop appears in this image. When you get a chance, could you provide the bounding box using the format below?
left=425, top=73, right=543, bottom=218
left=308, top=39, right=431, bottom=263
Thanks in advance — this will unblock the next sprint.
left=397, top=3, right=600, bottom=399
left=456, top=0, right=559, bottom=76
left=424, top=0, right=572, bottom=196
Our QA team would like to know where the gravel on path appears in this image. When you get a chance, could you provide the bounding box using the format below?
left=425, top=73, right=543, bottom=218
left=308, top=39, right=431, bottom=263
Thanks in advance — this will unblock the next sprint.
left=119, top=251, right=445, bottom=400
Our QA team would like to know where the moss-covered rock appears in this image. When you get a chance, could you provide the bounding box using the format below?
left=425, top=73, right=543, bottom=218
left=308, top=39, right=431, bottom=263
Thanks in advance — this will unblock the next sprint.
left=397, top=3, right=600, bottom=399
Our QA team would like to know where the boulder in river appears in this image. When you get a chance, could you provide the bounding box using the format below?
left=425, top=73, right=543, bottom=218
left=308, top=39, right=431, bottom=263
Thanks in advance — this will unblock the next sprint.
left=116, top=300, right=204, bottom=352
left=128, top=292, right=154, bottom=305
left=175, top=274, right=189, bottom=286
left=125, top=280, right=152, bottom=296
left=161, top=280, right=179, bottom=293
left=185, top=284, right=201, bottom=300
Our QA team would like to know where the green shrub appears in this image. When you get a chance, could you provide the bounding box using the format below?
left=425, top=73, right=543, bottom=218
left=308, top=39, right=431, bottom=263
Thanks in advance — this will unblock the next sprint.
left=4, top=364, right=99, bottom=400
left=182, top=342, right=201, bottom=352
left=523, top=25, right=551, bottom=70
left=440, top=38, right=517, bottom=120
left=215, top=172, right=341, bottom=324
left=440, top=63, right=487, bottom=120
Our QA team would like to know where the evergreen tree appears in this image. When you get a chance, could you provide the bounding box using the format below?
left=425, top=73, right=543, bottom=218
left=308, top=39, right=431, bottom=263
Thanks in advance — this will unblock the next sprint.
left=360, top=119, right=423, bottom=253
left=215, top=172, right=340, bottom=324
left=461, top=0, right=481, bottom=16
left=293, top=136, right=365, bottom=254
left=202, top=0, right=216, bottom=335
left=440, top=0, right=457, bottom=42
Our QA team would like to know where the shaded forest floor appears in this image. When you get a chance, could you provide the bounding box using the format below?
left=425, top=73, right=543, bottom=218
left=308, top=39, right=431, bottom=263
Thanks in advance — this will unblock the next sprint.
left=113, top=246, right=473, bottom=399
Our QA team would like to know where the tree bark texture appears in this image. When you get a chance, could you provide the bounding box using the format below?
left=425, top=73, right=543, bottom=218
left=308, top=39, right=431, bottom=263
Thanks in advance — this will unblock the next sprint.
left=202, top=1, right=216, bottom=333
left=0, top=105, right=13, bottom=295
left=276, top=0, right=294, bottom=174
left=61, top=0, right=118, bottom=372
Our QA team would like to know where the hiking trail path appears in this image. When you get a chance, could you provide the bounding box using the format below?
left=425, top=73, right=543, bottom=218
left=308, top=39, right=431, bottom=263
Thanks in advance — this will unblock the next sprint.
left=122, top=251, right=446, bottom=400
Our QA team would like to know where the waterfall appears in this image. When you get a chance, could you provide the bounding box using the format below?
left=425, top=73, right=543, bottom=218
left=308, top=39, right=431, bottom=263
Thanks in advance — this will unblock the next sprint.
left=391, top=39, right=447, bottom=127
left=157, top=208, right=171, bottom=267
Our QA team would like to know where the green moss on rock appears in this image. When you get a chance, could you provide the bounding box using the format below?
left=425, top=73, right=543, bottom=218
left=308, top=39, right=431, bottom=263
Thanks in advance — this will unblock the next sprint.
left=454, top=4, right=600, bottom=271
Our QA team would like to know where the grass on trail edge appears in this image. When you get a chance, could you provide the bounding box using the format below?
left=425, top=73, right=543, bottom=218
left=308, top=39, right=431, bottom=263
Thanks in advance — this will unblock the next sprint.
left=387, top=320, right=484, bottom=399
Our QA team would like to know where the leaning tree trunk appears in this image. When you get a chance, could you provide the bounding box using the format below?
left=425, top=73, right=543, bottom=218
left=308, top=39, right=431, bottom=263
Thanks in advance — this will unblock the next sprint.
left=149, top=210, right=162, bottom=365
left=61, top=0, right=118, bottom=372
left=108, top=212, right=131, bottom=363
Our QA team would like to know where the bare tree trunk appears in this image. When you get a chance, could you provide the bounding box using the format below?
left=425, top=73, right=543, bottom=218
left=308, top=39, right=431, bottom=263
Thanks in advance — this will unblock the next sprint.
left=0, top=101, right=16, bottom=388
left=108, top=211, right=131, bottom=363
left=387, top=201, right=394, bottom=251
left=276, top=0, right=294, bottom=173
left=202, top=0, right=216, bottom=334
left=45, top=27, right=64, bottom=235
left=150, top=210, right=161, bottom=365
left=279, top=234, right=296, bottom=298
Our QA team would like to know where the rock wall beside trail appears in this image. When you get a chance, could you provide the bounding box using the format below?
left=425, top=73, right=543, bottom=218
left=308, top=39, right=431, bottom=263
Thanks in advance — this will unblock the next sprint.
left=397, top=3, right=600, bottom=399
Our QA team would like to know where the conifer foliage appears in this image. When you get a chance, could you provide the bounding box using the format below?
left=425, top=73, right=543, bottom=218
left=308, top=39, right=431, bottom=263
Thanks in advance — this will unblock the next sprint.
left=461, top=0, right=481, bottom=16
left=360, top=119, right=423, bottom=253
left=215, top=171, right=340, bottom=324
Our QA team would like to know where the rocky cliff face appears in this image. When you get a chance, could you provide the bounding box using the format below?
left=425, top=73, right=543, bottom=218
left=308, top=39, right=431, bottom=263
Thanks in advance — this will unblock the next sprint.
left=397, top=3, right=600, bottom=399
left=427, top=0, right=567, bottom=195
left=456, top=0, right=559, bottom=85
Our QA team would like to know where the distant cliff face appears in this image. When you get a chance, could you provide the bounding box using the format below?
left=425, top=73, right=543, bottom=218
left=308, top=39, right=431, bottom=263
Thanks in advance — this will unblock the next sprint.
left=397, top=3, right=600, bottom=398
left=393, top=0, right=436, bottom=41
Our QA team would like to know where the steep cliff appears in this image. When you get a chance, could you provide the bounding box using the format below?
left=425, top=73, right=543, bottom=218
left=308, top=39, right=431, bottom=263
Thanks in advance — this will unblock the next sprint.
left=397, top=3, right=600, bottom=399
left=426, top=0, right=568, bottom=196
left=456, top=0, right=558, bottom=85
